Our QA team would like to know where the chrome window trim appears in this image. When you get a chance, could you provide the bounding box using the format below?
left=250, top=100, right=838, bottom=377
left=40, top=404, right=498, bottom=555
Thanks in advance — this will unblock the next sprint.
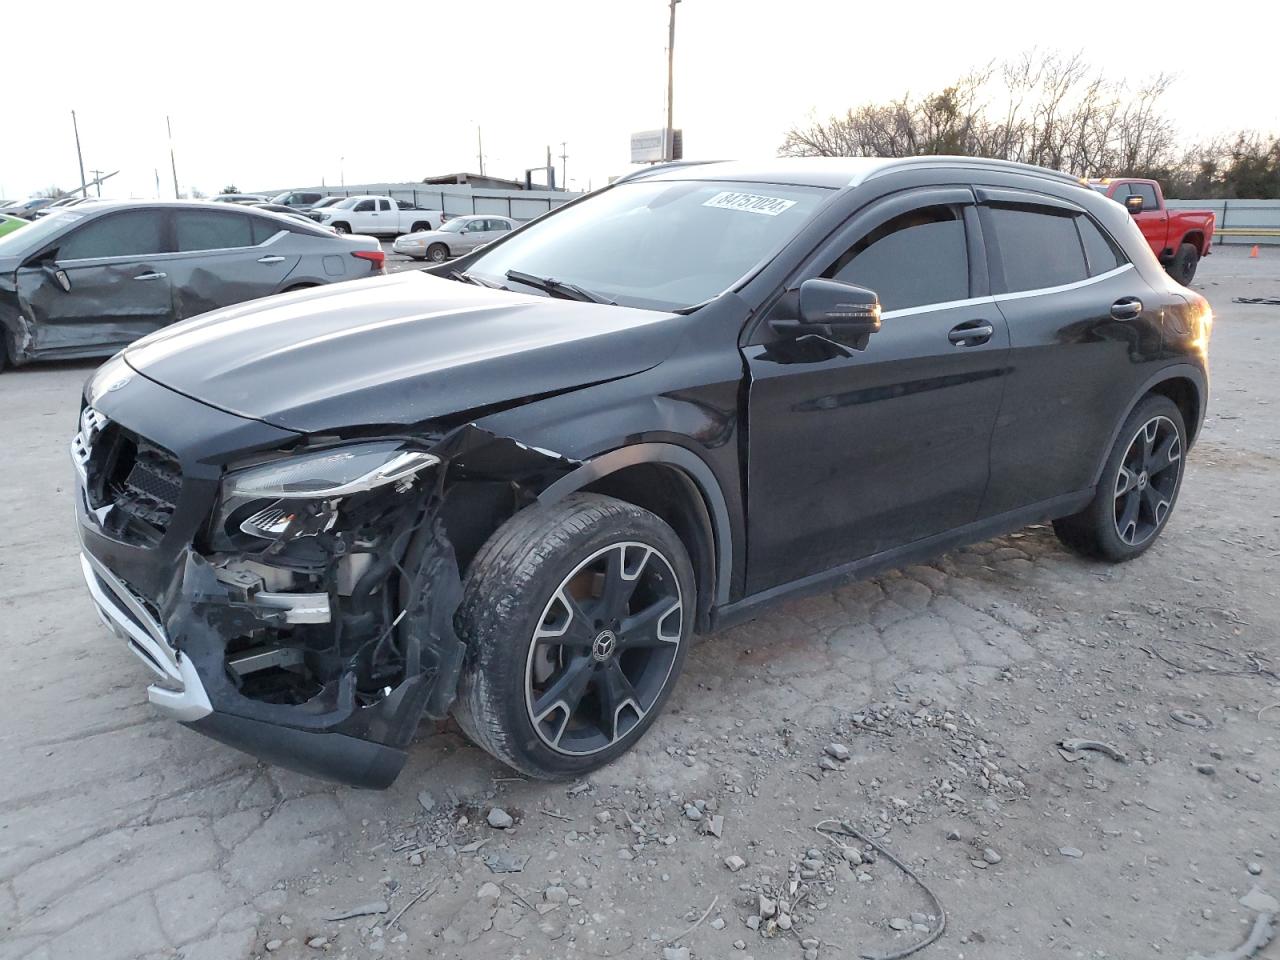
left=879, top=263, right=1133, bottom=320
left=993, top=263, right=1133, bottom=303
left=882, top=296, right=997, bottom=320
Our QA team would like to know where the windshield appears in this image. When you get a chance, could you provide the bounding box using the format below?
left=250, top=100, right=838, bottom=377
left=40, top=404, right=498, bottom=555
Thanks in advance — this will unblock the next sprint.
left=440, top=220, right=468, bottom=233
left=332, top=197, right=362, bottom=209
left=0, top=210, right=81, bottom=254
left=468, top=179, right=831, bottom=310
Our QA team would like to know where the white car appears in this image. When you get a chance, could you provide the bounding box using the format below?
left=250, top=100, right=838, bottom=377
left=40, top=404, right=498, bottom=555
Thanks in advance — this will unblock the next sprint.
left=310, top=195, right=444, bottom=236
left=392, top=215, right=516, bottom=262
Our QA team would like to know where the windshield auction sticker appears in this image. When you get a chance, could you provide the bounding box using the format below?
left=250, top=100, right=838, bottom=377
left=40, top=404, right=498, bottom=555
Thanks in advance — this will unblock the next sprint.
left=702, top=191, right=797, bottom=216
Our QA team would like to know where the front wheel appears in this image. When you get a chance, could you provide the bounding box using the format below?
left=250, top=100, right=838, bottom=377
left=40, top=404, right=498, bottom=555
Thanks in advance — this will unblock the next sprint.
left=1168, top=243, right=1200, bottom=285
left=426, top=242, right=449, bottom=263
left=332, top=222, right=351, bottom=235
left=1053, top=394, right=1187, bottom=562
left=454, top=494, right=694, bottom=779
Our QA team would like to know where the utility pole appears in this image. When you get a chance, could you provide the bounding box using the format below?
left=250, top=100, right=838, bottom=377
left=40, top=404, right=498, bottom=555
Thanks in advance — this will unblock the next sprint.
left=90, top=169, right=105, bottom=197
left=340, top=156, right=345, bottom=188
left=559, top=142, right=568, bottom=192
left=167, top=116, right=180, bottom=198
left=71, top=110, right=88, bottom=197
left=477, top=127, right=485, bottom=176
left=666, top=0, right=680, bottom=160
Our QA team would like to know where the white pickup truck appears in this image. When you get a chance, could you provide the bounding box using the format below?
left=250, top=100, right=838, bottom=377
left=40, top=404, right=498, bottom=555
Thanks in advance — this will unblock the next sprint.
left=309, top=195, right=444, bottom=236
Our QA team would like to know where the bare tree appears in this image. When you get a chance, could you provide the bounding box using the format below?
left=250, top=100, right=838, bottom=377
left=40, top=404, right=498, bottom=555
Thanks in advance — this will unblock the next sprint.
left=781, top=50, right=1181, bottom=181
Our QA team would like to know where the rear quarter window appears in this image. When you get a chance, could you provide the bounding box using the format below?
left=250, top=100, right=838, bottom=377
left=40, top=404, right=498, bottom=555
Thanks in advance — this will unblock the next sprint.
left=1076, top=214, right=1126, bottom=276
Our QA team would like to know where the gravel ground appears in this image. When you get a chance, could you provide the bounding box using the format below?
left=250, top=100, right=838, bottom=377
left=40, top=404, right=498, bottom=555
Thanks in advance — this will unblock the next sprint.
left=1, top=247, right=1277, bottom=960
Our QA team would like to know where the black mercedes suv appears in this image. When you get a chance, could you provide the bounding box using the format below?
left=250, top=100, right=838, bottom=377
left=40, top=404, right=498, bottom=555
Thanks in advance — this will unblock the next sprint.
left=72, top=157, right=1211, bottom=787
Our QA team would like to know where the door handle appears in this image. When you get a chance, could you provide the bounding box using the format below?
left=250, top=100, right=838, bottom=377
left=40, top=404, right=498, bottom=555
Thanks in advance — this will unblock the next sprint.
left=133, top=272, right=166, bottom=281
left=948, top=320, right=995, bottom=346
left=1111, top=297, right=1143, bottom=321
left=257, top=255, right=286, bottom=263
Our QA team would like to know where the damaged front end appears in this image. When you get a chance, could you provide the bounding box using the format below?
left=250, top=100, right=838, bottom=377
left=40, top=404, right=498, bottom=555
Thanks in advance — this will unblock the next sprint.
left=74, top=387, right=577, bottom=787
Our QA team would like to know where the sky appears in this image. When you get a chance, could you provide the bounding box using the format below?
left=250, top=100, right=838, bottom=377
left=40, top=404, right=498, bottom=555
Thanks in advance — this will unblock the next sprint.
left=3, top=0, right=1276, bottom=202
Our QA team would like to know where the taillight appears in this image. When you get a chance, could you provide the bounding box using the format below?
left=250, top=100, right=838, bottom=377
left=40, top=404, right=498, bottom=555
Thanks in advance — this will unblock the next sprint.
left=352, top=249, right=386, bottom=273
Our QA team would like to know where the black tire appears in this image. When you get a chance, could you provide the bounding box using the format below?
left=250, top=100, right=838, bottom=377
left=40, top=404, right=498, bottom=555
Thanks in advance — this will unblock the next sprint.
left=0, top=334, right=8, bottom=373
left=332, top=222, right=351, bottom=235
left=410, top=221, right=430, bottom=233
left=1053, top=394, right=1187, bottom=562
left=426, top=243, right=449, bottom=263
left=1168, top=242, right=1200, bottom=285
left=454, top=493, right=695, bottom=779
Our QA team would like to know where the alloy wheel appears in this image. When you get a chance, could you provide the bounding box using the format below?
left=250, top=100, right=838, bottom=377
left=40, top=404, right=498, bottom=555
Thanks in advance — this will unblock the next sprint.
left=1113, top=415, right=1181, bottom=546
left=525, top=541, right=684, bottom=756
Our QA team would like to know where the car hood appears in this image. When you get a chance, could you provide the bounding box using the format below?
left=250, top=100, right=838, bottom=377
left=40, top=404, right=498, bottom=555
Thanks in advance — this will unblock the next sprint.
left=123, top=271, right=685, bottom=434
left=396, top=230, right=441, bottom=242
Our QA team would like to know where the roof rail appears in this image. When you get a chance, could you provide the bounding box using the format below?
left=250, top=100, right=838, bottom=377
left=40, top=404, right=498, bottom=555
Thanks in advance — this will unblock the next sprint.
left=867, top=155, right=1082, bottom=186
left=610, top=160, right=723, bottom=185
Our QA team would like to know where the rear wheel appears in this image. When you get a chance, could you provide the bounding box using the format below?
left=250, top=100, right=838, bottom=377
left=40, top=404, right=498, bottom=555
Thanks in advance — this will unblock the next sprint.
left=454, top=494, right=694, bottom=779
left=410, top=221, right=430, bottom=233
left=1053, top=394, right=1186, bottom=561
left=426, top=243, right=449, bottom=263
left=1168, top=243, right=1200, bottom=285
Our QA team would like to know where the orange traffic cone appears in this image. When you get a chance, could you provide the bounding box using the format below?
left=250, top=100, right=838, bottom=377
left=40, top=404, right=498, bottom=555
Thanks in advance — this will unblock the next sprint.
left=1250, top=244, right=1259, bottom=258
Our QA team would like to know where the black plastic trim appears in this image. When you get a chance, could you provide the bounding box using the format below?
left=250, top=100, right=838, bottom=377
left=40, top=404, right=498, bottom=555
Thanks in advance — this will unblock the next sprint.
left=187, top=712, right=406, bottom=789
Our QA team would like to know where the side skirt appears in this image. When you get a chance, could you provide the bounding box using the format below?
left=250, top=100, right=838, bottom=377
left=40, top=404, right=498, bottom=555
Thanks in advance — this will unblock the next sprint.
left=709, top=489, right=1092, bottom=632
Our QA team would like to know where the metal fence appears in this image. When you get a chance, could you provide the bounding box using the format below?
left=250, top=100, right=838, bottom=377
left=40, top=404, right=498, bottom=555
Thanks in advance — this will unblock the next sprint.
left=259, top=182, right=580, bottom=223
left=1167, top=199, right=1280, bottom=246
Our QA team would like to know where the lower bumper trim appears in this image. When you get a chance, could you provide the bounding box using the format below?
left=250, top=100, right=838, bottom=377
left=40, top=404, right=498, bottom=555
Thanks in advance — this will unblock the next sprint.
left=79, top=551, right=213, bottom=723
left=187, top=712, right=407, bottom=789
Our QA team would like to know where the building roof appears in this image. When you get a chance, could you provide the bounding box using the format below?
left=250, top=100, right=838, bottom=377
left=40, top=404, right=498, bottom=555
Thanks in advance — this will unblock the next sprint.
left=422, top=172, right=529, bottom=190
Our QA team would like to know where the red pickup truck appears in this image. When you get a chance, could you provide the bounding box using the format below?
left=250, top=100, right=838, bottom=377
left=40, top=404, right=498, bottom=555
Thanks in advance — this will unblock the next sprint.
left=1087, top=178, right=1214, bottom=284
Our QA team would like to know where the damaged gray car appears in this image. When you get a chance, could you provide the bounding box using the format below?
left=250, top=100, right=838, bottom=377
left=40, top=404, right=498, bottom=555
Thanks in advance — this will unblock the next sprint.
left=73, top=158, right=1209, bottom=786
left=0, top=200, right=384, bottom=370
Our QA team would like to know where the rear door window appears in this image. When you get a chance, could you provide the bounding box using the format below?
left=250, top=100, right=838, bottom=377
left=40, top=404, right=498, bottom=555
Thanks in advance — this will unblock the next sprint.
left=59, top=210, right=168, bottom=260
left=823, top=204, right=969, bottom=311
left=986, top=205, right=1087, bottom=293
left=250, top=216, right=286, bottom=245
left=173, top=210, right=254, bottom=251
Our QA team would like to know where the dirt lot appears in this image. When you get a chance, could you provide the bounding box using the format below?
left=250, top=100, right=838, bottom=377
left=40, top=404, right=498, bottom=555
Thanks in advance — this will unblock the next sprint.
left=2, top=248, right=1278, bottom=960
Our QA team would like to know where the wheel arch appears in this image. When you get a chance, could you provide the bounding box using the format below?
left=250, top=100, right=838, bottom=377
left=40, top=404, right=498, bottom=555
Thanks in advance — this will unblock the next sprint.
left=537, top=443, right=733, bottom=626
left=1181, top=231, right=1205, bottom=253
left=1091, top=365, right=1207, bottom=487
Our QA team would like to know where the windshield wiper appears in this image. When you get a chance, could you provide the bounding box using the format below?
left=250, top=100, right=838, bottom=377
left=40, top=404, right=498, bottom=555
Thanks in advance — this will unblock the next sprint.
left=504, top=269, right=615, bottom=305
left=449, top=269, right=505, bottom=289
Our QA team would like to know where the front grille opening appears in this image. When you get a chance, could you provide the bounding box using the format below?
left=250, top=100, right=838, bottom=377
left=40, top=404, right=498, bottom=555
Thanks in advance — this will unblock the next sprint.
left=90, top=427, right=184, bottom=544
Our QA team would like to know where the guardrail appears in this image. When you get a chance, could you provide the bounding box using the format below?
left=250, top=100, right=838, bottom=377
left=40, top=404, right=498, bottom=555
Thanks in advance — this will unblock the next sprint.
left=1166, top=199, right=1280, bottom=246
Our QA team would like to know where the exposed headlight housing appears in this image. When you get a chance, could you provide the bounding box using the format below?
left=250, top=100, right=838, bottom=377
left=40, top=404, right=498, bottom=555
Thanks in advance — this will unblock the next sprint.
left=224, top=442, right=439, bottom=500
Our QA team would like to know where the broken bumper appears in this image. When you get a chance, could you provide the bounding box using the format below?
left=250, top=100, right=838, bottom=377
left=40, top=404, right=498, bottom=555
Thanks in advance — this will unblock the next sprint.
left=79, top=549, right=213, bottom=723
left=76, top=500, right=426, bottom=789
left=70, top=369, right=464, bottom=789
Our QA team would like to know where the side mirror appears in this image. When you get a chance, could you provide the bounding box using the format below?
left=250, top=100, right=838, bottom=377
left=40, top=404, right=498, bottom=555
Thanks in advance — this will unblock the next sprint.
left=1124, top=194, right=1145, bottom=215
left=771, top=278, right=881, bottom=346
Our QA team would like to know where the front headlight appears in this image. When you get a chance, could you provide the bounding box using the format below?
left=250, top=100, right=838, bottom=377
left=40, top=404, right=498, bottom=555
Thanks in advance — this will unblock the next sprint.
left=225, top=442, right=439, bottom=500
